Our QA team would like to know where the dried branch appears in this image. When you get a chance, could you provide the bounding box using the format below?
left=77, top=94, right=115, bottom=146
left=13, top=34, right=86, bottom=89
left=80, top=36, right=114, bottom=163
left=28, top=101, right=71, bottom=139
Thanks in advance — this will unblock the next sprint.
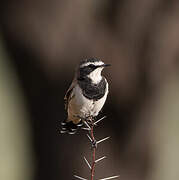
left=73, top=116, right=119, bottom=180
left=90, top=123, right=96, bottom=180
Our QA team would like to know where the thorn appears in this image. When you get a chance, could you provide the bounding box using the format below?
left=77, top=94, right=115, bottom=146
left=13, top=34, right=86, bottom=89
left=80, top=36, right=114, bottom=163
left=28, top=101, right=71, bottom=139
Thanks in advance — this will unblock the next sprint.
left=86, top=134, right=93, bottom=142
left=95, top=156, right=106, bottom=163
left=84, top=156, right=91, bottom=169
left=74, top=175, right=88, bottom=180
left=84, top=121, right=91, bottom=130
left=82, top=127, right=91, bottom=131
left=98, top=175, right=120, bottom=180
left=97, top=136, right=110, bottom=144
left=94, top=116, right=106, bottom=125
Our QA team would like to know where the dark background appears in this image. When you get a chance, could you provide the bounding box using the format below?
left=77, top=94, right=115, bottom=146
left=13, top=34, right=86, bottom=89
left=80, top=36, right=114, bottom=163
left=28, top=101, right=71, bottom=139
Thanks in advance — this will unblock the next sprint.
left=0, top=0, right=179, bottom=180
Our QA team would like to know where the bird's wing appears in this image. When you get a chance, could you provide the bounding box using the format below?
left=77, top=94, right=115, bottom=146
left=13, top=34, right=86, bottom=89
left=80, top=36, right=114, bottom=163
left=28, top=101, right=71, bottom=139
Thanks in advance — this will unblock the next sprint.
left=64, top=78, right=76, bottom=110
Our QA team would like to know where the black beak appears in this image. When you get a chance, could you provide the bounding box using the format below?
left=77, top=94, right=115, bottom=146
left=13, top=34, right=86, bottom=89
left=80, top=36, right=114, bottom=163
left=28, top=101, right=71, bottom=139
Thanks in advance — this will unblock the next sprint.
left=104, top=64, right=111, bottom=67
left=99, top=64, right=111, bottom=67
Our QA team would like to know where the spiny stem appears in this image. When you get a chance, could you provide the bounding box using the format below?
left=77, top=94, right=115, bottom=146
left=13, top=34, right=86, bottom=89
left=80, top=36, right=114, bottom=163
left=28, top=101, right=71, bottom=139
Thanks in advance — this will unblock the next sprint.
left=81, top=117, right=119, bottom=180
left=90, top=122, right=96, bottom=180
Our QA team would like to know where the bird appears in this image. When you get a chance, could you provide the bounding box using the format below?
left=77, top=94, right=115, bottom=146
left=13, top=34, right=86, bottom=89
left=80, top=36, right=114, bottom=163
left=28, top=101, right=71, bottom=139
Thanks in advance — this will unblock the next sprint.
left=61, top=58, right=110, bottom=134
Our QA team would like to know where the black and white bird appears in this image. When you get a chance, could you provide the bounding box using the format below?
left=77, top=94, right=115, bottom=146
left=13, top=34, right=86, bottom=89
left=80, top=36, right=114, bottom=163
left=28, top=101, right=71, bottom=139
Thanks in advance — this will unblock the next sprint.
left=61, top=58, right=110, bottom=134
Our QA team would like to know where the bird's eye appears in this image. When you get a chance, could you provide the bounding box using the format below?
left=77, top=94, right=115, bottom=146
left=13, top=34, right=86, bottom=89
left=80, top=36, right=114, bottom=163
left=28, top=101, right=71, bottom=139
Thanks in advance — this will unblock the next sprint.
left=88, top=64, right=95, bottom=68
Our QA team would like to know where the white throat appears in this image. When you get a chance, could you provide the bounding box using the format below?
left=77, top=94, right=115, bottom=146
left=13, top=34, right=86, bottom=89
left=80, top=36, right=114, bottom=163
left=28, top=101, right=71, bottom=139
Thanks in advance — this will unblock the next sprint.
left=87, top=68, right=103, bottom=84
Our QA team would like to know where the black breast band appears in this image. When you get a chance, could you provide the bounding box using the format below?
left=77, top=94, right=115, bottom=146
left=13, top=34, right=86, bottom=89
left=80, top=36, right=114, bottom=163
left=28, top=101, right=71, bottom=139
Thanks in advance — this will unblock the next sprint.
left=78, top=77, right=106, bottom=101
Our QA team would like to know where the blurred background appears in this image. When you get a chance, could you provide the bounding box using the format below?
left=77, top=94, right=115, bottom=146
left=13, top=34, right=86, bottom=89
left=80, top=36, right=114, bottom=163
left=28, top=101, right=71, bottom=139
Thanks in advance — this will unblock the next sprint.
left=0, top=0, right=179, bottom=180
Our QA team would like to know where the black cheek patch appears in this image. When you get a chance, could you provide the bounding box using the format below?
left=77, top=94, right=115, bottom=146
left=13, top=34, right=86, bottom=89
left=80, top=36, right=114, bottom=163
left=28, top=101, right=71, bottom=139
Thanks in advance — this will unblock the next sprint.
left=79, top=66, right=93, bottom=78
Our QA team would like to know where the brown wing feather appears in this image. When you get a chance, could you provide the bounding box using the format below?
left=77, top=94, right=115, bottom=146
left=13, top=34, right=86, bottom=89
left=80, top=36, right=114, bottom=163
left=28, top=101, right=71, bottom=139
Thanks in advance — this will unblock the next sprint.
left=64, top=78, right=77, bottom=110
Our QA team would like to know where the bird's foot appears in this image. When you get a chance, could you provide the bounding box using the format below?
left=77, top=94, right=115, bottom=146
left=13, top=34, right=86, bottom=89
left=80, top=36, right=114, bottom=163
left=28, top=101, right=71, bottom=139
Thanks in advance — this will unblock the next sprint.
left=60, top=121, right=78, bottom=135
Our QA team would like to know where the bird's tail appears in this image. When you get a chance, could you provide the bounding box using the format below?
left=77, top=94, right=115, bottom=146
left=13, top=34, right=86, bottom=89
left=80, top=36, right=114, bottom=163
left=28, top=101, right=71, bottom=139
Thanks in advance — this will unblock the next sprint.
left=60, top=120, right=83, bottom=135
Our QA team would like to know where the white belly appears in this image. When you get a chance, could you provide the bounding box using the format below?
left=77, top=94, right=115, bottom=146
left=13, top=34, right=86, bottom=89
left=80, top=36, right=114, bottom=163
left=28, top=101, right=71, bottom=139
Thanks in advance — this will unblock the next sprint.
left=69, top=83, right=108, bottom=118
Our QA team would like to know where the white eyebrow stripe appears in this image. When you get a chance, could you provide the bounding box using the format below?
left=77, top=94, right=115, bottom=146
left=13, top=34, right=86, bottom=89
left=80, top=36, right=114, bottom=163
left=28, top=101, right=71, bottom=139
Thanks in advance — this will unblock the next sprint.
left=80, top=61, right=104, bottom=68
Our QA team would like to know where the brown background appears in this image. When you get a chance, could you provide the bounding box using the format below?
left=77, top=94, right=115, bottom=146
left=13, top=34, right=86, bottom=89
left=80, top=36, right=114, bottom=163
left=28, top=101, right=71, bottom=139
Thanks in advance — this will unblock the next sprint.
left=0, top=0, right=179, bottom=180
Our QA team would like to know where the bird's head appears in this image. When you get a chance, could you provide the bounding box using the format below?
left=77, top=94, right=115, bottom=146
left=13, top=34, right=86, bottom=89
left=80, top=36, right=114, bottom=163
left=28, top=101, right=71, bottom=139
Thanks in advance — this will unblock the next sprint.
left=77, top=58, right=110, bottom=84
